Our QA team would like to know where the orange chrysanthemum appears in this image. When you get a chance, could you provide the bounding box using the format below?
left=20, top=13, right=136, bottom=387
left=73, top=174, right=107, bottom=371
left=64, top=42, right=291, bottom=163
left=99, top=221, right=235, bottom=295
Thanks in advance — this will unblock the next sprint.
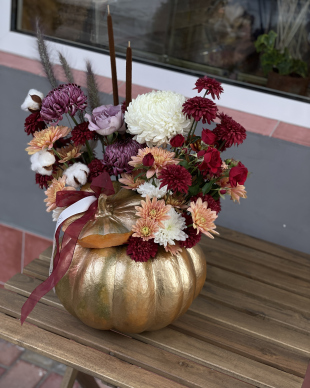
left=165, top=243, right=182, bottom=256
left=132, top=218, right=159, bottom=241
left=135, top=196, right=171, bottom=228
left=129, top=147, right=178, bottom=178
left=119, top=172, right=144, bottom=190
left=187, top=198, right=219, bottom=239
left=26, top=126, right=71, bottom=155
left=164, top=194, right=187, bottom=210
left=229, top=184, right=247, bottom=203
left=57, top=144, right=82, bottom=163
left=44, top=176, right=75, bottom=212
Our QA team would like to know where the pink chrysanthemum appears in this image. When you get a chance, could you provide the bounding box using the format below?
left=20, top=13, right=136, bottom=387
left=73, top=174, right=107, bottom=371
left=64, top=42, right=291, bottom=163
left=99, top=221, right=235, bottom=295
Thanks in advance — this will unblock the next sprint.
left=119, top=172, right=144, bottom=190
left=194, top=76, right=224, bottom=99
left=182, top=96, right=218, bottom=124
left=71, top=122, right=95, bottom=146
left=26, top=126, right=71, bottom=155
left=44, top=176, right=75, bottom=212
left=132, top=217, right=159, bottom=241
left=187, top=198, right=219, bottom=239
left=179, top=214, right=202, bottom=249
left=158, top=164, right=192, bottom=194
left=191, top=193, right=221, bottom=214
left=229, top=184, right=247, bottom=203
left=129, top=147, right=178, bottom=179
left=126, top=236, right=158, bottom=262
left=24, top=112, right=46, bottom=136
left=165, top=243, right=182, bottom=256
left=214, top=113, right=247, bottom=150
left=135, top=196, right=171, bottom=228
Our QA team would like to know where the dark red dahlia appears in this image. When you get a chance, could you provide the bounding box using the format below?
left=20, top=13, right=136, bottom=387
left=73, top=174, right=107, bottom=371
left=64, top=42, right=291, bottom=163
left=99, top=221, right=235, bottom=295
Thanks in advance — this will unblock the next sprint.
left=35, top=173, right=53, bottom=189
left=24, top=112, right=46, bottom=136
left=201, top=128, right=217, bottom=145
left=194, top=76, right=224, bottom=100
left=71, top=122, right=96, bottom=146
left=198, top=148, right=222, bottom=176
left=182, top=96, right=218, bottom=124
left=214, top=113, right=246, bottom=150
left=170, top=134, right=185, bottom=147
left=159, top=165, right=192, bottom=194
left=191, top=193, right=221, bottom=214
left=127, top=237, right=158, bottom=262
left=229, top=161, right=248, bottom=187
left=179, top=214, right=201, bottom=249
left=88, top=158, right=106, bottom=181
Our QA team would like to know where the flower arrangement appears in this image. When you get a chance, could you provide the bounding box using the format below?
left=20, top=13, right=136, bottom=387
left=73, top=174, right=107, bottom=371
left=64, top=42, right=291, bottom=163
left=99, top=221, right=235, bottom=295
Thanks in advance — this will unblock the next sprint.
left=22, top=72, right=248, bottom=263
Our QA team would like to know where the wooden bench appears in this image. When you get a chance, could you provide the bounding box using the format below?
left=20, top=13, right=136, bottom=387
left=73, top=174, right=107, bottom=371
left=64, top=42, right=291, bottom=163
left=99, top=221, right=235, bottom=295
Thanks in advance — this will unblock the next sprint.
left=0, top=225, right=309, bottom=388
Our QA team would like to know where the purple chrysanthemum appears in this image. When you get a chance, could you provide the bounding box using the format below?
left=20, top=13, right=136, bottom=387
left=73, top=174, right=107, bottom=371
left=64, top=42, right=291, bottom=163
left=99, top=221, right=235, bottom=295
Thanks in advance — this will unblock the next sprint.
left=103, top=136, right=144, bottom=176
left=40, top=84, right=87, bottom=124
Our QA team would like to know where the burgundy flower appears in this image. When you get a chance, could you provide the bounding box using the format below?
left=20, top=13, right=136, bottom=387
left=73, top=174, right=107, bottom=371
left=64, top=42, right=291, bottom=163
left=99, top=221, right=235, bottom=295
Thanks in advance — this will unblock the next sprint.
left=121, top=100, right=127, bottom=114
left=179, top=214, right=201, bottom=249
left=127, top=236, right=158, bottom=262
left=229, top=162, right=248, bottom=187
left=170, top=134, right=185, bottom=147
left=214, top=113, right=247, bottom=150
left=198, top=148, right=222, bottom=176
left=159, top=164, right=192, bottom=194
left=191, top=193, right=221, bottom=214
left=71, top=122, right=96, bottom=146
left=182, top=96, right=218, bottom=124
left=24, top=112, right=46, bottom=136
left=103, top=136, right=144, bottom=176
left=201, top=128, right=217, bottom=145
left=194, top=76, right=224, bottom=99
left=88, top=158, right=106, bottom=181
left=142, top=153, right=155, bottom=167
left=35, top=173, right=53, bottom=189
left=40, top=84, right=87, bottom=124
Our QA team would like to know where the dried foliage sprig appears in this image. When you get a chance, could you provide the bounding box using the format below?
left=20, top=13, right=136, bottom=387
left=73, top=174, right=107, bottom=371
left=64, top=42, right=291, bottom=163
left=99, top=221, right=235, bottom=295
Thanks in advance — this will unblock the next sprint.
left=36, top=21, right=57, bottom=89
left=86, top=60, right=101, bottom=112
left=58, top=52, right=75, bottom=84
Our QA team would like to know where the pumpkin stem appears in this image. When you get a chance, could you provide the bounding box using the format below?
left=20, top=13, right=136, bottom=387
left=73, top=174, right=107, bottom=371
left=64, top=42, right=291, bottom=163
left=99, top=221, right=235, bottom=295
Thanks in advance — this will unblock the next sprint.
left=97, top=194, right=111, bottom=217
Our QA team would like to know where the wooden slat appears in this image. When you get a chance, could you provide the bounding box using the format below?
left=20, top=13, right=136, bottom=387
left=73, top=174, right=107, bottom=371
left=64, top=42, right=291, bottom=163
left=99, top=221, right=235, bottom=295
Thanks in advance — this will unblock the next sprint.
left=201, top=282, right=310, bottom=334
left=0, top=312, right=186, bottom=388
left=39, top=246, right=52, bottom=263
left=189, top=296, right=310, bottom=356
left=0, top=288, right=252, bottom=388
left=202, top=237, right=310, bottom=282
left=76, top=372, right=101, bottom=388
left=205, top=250, right=310, bottom=298
left=171, top=313, right=309, bottom=378
left=214, top=227, right=310, bottom=266
left=61, top=367, right=78, bottom=388
left=207, top=265, right=310, bottom=314
left=133, top=328, right=304, bottom=388
left=23, top=258, right=49, bottom=281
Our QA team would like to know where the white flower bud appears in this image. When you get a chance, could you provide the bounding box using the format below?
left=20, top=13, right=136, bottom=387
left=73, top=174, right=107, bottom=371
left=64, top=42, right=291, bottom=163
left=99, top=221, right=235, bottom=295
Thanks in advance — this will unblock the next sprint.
left=21, top=89, right=44, bottom=111
left=30, top=150, right=56, bottom=176
left=64, top=163, right=89, bottom=188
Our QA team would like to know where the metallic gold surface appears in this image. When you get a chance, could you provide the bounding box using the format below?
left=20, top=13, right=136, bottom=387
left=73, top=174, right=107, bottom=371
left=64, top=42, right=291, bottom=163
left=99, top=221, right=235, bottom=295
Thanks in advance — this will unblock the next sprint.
left=56, top=244, right=207, bottom=333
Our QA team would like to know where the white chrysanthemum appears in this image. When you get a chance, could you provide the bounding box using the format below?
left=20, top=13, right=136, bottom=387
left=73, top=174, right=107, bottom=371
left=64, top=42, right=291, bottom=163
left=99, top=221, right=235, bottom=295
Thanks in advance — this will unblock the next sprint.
left=154, top=208, right=187, bottom=247
left=21, top=89, right=44, bottom=111
left=64, top=163, right=89, bottom=188
left=52, top=207, right=66, bottom=222
left=125, top=90, right=192, bottom=146
left=30, top=150, right=55, bottom=176
left=137, top=179, right=168, bottom=198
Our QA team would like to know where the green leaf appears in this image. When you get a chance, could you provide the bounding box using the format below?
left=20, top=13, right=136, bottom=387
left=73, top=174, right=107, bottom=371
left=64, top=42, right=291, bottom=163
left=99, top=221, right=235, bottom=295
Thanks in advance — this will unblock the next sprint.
left=202, top=181, right=213, bottom=195
left=188, top=183, right=201, bottom=197
left=179, top=160, right=190, bottom=169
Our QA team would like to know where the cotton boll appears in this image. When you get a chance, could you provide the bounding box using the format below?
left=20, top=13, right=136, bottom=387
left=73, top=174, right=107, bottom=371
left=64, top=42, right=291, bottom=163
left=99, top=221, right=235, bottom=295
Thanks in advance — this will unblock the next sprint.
left=30, top=150, right=56, bottom=176
left=21, top=89, right=44, bottom=111
left=64, top=163, right=89, bottom=188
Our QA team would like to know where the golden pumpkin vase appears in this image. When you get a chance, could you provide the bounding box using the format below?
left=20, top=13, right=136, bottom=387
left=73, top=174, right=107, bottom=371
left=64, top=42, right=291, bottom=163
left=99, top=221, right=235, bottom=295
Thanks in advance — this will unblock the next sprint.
left=55, top=243, right=206, bottom=333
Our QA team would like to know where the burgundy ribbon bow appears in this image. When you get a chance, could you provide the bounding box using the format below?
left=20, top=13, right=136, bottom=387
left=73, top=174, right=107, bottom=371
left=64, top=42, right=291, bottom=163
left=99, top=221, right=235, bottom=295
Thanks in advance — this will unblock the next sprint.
left=21, top=172, right=115, bottom=325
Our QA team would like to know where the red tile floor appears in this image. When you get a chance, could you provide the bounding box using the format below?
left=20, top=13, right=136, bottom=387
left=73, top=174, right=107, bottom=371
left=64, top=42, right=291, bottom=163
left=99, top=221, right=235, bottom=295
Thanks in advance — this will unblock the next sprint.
left=0, top=339, right=113, bottom=388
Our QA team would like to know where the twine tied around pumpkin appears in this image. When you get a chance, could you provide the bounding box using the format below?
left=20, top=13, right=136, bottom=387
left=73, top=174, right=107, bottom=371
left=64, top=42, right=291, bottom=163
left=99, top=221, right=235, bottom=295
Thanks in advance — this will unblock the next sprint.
left=20, top=172, right=115, bottom=325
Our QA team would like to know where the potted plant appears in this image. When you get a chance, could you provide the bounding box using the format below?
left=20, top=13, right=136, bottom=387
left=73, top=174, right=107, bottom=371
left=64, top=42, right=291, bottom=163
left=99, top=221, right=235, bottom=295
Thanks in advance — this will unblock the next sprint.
left=255, top=30, right=309, bottom=95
